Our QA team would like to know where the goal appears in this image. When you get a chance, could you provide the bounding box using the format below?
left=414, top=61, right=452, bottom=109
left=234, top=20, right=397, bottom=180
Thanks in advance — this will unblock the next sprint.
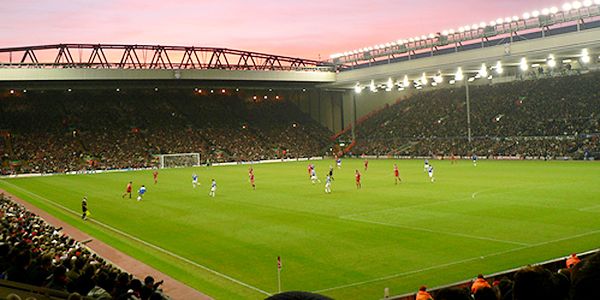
left=155, top=153, right=201, bottom=169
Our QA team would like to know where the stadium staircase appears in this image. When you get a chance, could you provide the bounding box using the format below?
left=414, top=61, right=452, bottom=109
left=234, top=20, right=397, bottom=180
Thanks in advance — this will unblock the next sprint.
left=394, top=141, right=418, bottom=155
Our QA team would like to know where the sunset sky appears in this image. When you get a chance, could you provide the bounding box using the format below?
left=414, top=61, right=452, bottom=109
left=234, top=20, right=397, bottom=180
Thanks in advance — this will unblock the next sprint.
left=1, top=0, right=562, bottom=60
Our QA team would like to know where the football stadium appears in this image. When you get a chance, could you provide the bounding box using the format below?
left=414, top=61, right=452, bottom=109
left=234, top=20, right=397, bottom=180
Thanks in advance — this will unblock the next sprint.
left=1, top=1, right=600, bottom=300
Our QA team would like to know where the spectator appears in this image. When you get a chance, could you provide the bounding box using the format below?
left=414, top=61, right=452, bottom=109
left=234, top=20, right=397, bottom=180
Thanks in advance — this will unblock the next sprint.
left=471, top=274, right=491, bottom=295
left=416, top=285, right=433, bottom=300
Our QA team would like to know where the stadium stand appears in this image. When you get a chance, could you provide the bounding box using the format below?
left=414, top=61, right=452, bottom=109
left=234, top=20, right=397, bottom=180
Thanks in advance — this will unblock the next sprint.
left=346, top=72, right=600, bottom=159
left=0, top=91, right=332, bottom=174
left=0, top=192, right=169, bottom=299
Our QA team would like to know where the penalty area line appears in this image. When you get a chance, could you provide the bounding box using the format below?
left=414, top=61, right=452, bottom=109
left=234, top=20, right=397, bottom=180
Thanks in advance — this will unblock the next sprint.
left=0, top=181, right=272, bottom=296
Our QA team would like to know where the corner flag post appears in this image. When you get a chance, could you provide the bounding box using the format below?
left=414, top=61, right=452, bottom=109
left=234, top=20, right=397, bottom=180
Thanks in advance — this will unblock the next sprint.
left=277, top=256, right=282, bottom=293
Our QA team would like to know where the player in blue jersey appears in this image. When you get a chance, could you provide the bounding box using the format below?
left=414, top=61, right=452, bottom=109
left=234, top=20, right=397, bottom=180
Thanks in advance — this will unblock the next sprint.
left=311, top=168, right=321, bottom=184
left=336, top=157, right=342, bottom=169
left=192, top=173, right=199, bottom=188
left=472, top=154, right=478, bottom=167
left=427, top=165, right=435, bottom=183
left=324, top=175, right=332, bottom=194
left=209, top=179, right=217, bottom=197
left=137, top=185, right=146, bottom=201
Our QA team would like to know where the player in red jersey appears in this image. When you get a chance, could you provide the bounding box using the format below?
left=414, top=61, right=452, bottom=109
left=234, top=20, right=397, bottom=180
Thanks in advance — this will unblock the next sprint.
left=307, top=164, right=313, bottom=179
left=153, top=170, right=158, bottom=184
left=122, top=181, right=133, bottom=198
left=450, top=153, right=457, bottom=165
left=355, top=169, right=361, bottom=189
left=394, top=164, right=401, bottom=185
left=364, top=159, right=369, bottom=171
left=249, top=167, right=256, bottom=190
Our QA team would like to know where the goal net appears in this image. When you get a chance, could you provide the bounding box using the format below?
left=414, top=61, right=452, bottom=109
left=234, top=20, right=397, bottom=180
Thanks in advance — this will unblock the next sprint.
left=155, top=153, right=201, bottom=169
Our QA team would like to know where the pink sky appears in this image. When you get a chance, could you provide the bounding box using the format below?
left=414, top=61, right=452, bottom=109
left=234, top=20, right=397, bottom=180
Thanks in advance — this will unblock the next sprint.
left=1, top=0, right=561, bottom=60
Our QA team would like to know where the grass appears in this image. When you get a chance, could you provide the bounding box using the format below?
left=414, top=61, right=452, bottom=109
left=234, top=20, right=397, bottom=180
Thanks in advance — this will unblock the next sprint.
left=1, top=159, right=600, bottom=299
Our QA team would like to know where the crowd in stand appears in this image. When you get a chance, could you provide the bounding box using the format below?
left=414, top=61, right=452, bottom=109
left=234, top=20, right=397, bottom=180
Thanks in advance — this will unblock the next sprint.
left=414, top=251, right=599, bottom=300
left=0, top=193, right=168, bottom=299
left=349, top=72, right=600, bottom=159
left=0, top=91, right=332, bottom=174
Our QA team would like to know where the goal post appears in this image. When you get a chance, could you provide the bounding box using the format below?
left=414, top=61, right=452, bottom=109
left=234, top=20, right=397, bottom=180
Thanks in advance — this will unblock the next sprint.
left=155, top=153, right=201, bottom=169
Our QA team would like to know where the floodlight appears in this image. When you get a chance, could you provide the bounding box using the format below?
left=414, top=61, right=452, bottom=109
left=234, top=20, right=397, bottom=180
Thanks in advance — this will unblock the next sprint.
left=573, top=1, right=582, bottom=9
left=465, top=25, right=471, bottom=31
left=116, top=88, right=120, bottom=92
left=449, top=79, right=456, bottom=85
left=458, top=27, right=465, bottom=33
left=385, top=43, right=392, bottom=47
left=373, top=45, right=379, bottom=50
left=472, top=24, right=479, bottom=30
left=369, top=80, right=377, bottom=92
left=504, top=17, right=512, bottom=23
left=368, top=47, right=373, bottom=51
left=548, top=58, right=557, bottom=68
left=479, top=63, right=488, bottom=77
left=583, top=0, right=592, bottom=7
left=480, top=22, right=487, bottom=27
left=581, top=55, right=591, bottom=63
left=532, top=10, right=540, bottom=17
left=434, top=72, right=443, bottom=83
left=397, top=39, right=403, bottom=44
left=520, top=58, right=529, bottom=71
left=550, top=7, right=559, bottom=14
left=595, top=0, right=600, bottom=5
left=582, top=48, right=589, bottom=56
left=449, top=29, right=455, bottom=34
left=563, top=3, right=573, bottom=11
left=354, top=82, right=362, bottom=94
left=496, top=18, right=504, bottom=24
left=542, top=8, right=550, bottom=15
left=442, top=30, right=449, bottom=36
left=420, top=35, right=427, bottom=40
left=403, top=75, right=409, bottom=87
left=379, top=44, right=386, bottom=49
left=428, top=33, right=435, bottom=38
left=455, top=67, right=464, bottom=81
left=431, top=82, right=438, bottom=87
left=390, top=42, right=397, bottom=46
left=386, top=78, right=394, bottom=89
left=415, top=36, right=421, bottom=41
left=490, top=21, right=497, bottom=26
left=263, top=95, right=268, bottom=99
left=468, top=77, right=475, bottom=82
left=512, top=16, right=519, bottom=21
left=421, top=73, right=428, bottom=85
left=523, top=12, right=531, bottom=19
left=409, top=38, right=415, bottom=42
left=9, top=89, right=14, bottom=94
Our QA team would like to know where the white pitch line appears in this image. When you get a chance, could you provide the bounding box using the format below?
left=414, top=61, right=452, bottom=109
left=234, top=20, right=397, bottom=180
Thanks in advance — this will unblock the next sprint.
left=578, top=204, right=600, bottom=212
left=314, top=226, right=600, bottom=294
left=340, top=216, right=529, bottom=246
left=0, top=181, right=272, bottom=296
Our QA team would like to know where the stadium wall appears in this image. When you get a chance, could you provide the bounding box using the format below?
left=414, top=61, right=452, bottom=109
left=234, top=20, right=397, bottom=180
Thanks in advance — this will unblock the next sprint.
left=288, top=90, right=345, bottom=133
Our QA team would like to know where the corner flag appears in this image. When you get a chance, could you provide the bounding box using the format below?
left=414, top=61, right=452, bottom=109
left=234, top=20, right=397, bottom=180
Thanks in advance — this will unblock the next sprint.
left=277, top=256, right=282, bottom=270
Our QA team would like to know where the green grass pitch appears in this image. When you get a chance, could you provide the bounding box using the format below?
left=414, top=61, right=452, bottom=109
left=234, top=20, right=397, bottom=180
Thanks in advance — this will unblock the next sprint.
left=1, top=159, right=600, bottom=299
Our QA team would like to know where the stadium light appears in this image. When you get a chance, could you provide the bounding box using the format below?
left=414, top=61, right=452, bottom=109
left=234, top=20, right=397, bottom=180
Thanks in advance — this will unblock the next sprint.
left=434, top=72, right=443, bottom=83
left=550, top=7, right=559, bottom=14
left=542, top=8, right=550, bottom=15
left=354, top=83, right=362, bottom=94
left=263, top=95, right=268, bottom=99
left=449, top=29, right=455, bottom=34
left=9, top=89, right=14, bottom=94
left=116, top=88, right=120, bottom=92
left=67, top=88, right=72, bottom=92
left=595, top=0, right=600, bottom=5
left=471, top=24, right=479, bottom=30
left=523, top=12, right=531, bottom=19
left=428, top=33, right=435, bottom=39
left=369, top=80, right=377, bottom=92
left=496, top=18, right=504, bottom=24
left=563, top=2, right=573, bottom=11
left=504, top=17, right=512, bottom=23
left=458, top=27, right=465, bottom=33
left=573, top=1, right=582, bottom=9
left=480, top=22, right=487, bottom=27
left=583, top=0, right=593, bottom=7
left=479, top=63, right=488, bottom=77
left=465, top=25, right=471, bottom=31
left=547, top=55, right=557, bottom=68
left=449, top=79, right=456, bottom=85
left=455, top=67, right=464, bottom=81
left=386, top=78, right=394, bottom=90
left=421, top=73, right=428, bottom=85
left=520, top=58, right=529, bottom=71
left=403, top=75, right=410, bottom=88
left=580, top=48, right=591, bottom=63
left=468, top=77, right=475, bottom=82
left=532, top=10, right=540, bottom=17
left=512, top=16, right=519, bottom=21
